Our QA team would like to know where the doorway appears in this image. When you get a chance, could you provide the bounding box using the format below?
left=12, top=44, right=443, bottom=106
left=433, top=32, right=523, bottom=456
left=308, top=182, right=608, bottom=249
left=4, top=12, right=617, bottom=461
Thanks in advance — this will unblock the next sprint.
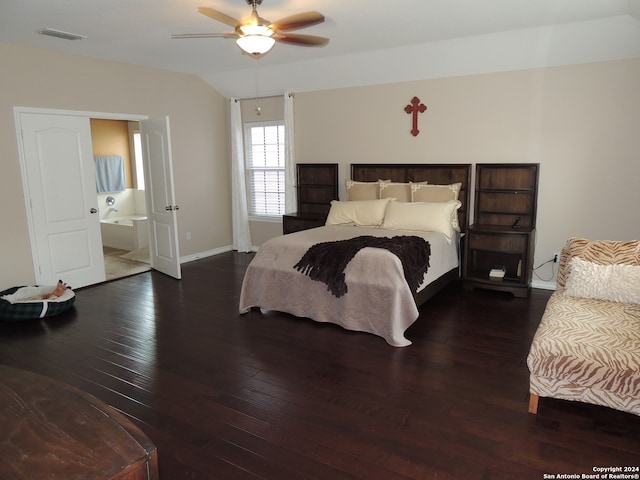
left=16, top=107, right=182, bottom=288
left=90, top=119, right=150, bottom=281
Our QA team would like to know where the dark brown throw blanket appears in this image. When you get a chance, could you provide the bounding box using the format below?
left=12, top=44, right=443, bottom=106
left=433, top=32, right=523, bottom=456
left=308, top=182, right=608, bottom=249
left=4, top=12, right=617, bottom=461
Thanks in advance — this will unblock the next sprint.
left=293, top=235, right=431, bottom=298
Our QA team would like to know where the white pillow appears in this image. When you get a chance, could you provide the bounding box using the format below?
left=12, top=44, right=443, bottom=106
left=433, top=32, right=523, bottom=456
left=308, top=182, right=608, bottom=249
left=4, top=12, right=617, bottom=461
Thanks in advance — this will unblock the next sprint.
left=564, top=256, right=640, bottom=304
left=381, top=200, right=461, bottom=240
left=325, top=199, right=391, bottom=227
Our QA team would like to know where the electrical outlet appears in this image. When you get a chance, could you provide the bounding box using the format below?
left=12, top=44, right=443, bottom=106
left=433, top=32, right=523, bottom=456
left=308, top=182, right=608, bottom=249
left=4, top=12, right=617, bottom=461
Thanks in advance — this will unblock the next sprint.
left=553, top=252, right=560, bottom=263
left=186, top=231, right=192, bottom=241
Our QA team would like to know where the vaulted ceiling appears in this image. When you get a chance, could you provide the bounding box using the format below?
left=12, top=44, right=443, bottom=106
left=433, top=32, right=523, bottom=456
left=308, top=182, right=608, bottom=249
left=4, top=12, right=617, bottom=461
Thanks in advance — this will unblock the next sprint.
left=1, top=0, right=639, bottom=97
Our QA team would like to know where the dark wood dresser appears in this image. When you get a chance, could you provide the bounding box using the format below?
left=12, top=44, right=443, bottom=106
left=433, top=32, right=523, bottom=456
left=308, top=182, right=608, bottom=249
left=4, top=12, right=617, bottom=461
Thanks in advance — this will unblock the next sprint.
left=0, top=364, right=158, bottom=480
left=283, top=163, right=338, bottom=234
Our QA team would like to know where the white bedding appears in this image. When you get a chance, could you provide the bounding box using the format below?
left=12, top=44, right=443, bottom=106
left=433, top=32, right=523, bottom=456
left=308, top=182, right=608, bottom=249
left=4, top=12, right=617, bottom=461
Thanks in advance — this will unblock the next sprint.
left=239, top=225, right=459, bottom=346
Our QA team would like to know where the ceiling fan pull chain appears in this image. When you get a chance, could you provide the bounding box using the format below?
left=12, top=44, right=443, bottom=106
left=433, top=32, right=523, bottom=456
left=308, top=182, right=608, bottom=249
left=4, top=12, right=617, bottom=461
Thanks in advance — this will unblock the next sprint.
left=254, top=59, right=262, bottom=115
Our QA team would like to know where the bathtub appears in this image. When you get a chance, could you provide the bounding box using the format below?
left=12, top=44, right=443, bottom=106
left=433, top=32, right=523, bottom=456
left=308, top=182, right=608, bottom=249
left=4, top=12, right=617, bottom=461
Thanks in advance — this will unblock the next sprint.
left=100, top=215, right=149, bottom=251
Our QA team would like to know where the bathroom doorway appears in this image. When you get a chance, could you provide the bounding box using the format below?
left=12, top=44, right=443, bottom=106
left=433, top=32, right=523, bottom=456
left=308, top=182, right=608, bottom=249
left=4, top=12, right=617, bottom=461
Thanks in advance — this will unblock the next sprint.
left=90, top=119, right=151, bottom=280
left=17, top=107, right=181, bottom=288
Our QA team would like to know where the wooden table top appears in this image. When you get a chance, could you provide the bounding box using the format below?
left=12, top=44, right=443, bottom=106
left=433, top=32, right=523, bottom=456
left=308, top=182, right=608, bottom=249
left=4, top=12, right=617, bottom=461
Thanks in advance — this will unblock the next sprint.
left=0, top=364, right=158, bottom=480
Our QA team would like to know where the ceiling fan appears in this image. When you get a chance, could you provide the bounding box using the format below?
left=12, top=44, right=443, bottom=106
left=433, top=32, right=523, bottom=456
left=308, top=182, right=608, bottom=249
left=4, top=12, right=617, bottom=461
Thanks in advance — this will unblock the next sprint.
left=172, top=0, right=329, bottom=56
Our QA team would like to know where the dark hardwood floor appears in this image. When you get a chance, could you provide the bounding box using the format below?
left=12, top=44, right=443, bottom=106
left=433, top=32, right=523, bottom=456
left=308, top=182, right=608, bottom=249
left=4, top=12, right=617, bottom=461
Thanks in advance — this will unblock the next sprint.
left=1, top=252, right=638, bottom=479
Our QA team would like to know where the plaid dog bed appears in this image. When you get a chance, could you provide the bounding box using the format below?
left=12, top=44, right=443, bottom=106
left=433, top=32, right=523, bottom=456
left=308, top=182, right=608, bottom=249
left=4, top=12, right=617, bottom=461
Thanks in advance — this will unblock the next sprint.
left=0, top=285, right=75, bottom=321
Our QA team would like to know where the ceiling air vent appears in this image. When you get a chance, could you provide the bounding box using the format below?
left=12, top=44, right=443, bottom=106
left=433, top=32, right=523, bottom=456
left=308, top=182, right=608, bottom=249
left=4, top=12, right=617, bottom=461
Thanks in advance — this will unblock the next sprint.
left=38, top=28, right=86, bottom=41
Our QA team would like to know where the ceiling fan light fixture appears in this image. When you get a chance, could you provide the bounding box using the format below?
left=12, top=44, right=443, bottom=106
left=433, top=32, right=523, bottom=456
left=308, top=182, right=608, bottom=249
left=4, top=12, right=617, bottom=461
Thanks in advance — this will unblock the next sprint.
left=174, top=2, right=328, bottom=55
left=236, top=34, right=275, bottom=55
left=239, top=24, right=272, bottom=36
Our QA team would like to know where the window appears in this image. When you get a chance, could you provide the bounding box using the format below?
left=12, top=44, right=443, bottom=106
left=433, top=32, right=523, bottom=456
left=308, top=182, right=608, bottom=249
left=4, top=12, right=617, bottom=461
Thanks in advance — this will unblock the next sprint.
left=244, top=121, right=286, bottom=218
left=132, top=132, right=145, bottom=190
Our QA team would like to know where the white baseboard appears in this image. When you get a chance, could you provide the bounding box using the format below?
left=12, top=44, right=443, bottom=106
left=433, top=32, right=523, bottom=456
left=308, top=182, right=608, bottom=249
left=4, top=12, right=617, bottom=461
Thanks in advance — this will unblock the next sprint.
left=180, top=245, right=233, bottom=264
left=531, top=280, right=556, bottom=291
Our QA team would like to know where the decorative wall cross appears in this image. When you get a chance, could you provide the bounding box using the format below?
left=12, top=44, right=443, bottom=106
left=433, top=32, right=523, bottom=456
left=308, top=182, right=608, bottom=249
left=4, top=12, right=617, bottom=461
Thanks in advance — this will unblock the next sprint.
left=404, top=96, right=427, bottom=136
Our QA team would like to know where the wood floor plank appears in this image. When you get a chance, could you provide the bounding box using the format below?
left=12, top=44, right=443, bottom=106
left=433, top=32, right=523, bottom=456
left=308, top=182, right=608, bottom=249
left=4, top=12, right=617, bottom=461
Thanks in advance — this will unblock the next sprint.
left=1, top=251, right=639, bottom=479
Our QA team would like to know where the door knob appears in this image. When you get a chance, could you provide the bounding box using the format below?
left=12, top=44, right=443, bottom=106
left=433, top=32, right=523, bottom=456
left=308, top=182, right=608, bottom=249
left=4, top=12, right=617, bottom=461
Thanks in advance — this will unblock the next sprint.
left=90, top=208, right=97, bottom=214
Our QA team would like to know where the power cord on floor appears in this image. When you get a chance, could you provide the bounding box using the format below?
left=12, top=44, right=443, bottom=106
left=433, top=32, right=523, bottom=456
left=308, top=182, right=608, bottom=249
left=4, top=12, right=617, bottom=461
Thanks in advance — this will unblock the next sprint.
left=533, top=256, right=557, bottom=282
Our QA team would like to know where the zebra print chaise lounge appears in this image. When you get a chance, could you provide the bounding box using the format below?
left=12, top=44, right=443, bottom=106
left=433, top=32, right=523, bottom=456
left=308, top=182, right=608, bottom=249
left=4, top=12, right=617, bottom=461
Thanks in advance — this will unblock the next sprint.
left=527, top=237, right=640, bottom=416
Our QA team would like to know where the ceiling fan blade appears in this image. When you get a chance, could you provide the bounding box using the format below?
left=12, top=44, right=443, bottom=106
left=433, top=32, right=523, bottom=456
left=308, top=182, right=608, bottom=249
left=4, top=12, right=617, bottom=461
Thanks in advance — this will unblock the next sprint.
left=171, top=33, right=237, bottom=39
left=270, top=11, right=325, bottom=32
left=274, top=33, right=329, bottom=47
left=197, top=7, right=240, bottom=27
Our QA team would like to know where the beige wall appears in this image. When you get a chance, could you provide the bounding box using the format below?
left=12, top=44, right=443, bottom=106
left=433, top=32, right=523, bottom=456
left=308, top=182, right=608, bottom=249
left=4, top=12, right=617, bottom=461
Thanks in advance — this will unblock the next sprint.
left=3, top=40, right=638, bottom=290
left=293, top=59, right=640, bottom=286
left=0, top=42, right=231, bottom=290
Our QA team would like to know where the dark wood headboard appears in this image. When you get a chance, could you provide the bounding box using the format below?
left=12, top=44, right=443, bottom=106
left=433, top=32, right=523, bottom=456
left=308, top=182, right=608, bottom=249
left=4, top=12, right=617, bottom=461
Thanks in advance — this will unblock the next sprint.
left=350, top=163, right=472, bottom=232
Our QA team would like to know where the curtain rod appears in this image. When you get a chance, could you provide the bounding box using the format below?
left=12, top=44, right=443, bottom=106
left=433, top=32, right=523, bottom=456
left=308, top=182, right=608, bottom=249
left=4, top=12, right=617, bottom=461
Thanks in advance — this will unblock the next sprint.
left=233, top=93, right=294, bottom=102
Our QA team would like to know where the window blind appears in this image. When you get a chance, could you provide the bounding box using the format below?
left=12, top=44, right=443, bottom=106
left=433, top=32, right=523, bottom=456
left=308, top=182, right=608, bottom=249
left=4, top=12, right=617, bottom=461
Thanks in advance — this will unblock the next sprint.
left=245, top=122, right=286, bottom=217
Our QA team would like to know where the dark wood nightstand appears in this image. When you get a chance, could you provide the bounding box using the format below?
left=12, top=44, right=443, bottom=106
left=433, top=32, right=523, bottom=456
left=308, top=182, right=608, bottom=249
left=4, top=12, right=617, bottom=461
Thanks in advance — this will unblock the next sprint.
left=283, top=212, right=327, bottom=234
left=463, top=163, right=539, bottom=297
left=464, top=225, right=536, bottom=297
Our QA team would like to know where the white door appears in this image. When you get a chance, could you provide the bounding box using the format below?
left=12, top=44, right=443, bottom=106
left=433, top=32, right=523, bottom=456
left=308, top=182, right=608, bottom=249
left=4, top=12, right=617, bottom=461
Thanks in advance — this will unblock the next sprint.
left=19, top=113, right=106, bottom=288
left=140, top=116, right=181, bottom=279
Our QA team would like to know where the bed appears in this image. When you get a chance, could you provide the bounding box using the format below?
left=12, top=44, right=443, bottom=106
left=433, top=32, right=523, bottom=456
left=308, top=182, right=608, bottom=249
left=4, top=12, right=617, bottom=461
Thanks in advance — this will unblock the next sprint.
left=239, top=163, right=471, bottom=346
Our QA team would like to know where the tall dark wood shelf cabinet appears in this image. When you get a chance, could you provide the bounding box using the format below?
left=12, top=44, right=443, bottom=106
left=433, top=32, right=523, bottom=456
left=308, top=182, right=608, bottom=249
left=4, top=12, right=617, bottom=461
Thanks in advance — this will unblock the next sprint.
left=283, top=163, right=338, bottom=234
left=464, top=163, right=539, bottom=297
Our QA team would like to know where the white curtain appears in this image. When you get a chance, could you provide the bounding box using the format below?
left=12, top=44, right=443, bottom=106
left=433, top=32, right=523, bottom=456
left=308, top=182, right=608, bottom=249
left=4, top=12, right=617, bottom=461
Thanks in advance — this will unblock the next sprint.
left=284, top=92, right=296, bottom=214
left=230, top=98, right=252, bottom=252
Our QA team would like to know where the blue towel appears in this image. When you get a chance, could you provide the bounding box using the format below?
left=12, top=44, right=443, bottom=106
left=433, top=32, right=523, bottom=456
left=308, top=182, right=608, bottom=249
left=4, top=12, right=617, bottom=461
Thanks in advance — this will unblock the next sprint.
left=94, top=155, right=125, bottom=193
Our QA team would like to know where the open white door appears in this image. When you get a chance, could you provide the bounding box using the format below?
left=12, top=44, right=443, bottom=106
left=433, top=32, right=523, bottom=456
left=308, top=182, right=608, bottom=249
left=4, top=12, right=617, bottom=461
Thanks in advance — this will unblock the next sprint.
left=19, top=113, right=106, bottom=288
left=140, top=116, right=181, bottom=279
